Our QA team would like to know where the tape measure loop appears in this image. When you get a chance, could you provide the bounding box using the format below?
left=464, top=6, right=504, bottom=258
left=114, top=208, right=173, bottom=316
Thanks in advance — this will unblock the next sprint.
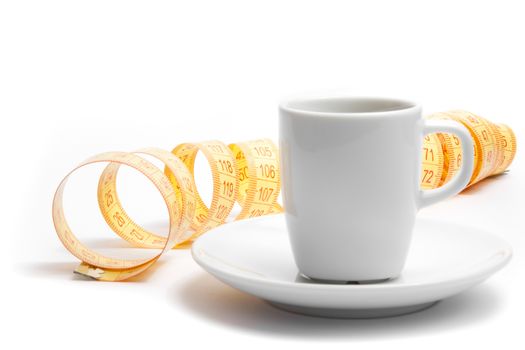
left=53, top=152, right=183, bottom=281
left=229, top=139, right=283, bottom=219
left=169, top=140, right=239, bottom=242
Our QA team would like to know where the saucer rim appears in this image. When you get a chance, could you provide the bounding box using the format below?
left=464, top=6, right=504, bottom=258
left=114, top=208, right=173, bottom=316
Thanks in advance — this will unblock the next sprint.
left=192, top=214, right=513, bottom=292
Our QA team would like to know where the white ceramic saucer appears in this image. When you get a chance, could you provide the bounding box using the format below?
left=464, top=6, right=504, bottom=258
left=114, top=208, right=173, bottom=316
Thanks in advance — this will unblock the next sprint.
left=191, top=214, right=511, bottom=318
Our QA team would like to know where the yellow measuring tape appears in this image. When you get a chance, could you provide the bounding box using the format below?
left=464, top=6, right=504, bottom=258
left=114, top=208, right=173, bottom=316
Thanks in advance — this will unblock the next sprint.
left=420, top=110, right=516, bottom=189
left=53, top=112, right=516, bottom=281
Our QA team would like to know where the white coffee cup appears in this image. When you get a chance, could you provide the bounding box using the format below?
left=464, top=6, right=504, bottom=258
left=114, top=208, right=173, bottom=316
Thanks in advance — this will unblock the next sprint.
left=279, top=95, right=474, bottom=282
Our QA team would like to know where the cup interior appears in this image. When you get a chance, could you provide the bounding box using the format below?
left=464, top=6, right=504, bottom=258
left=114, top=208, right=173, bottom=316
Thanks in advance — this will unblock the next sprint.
left=280, top=96, right=417, bottom=115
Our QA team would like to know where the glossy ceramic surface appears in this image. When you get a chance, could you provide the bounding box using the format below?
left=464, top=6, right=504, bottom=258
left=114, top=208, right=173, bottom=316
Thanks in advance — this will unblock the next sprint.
left=192, top=214, right=511, bottom=318
left=279, top=95, right=475, bottom=281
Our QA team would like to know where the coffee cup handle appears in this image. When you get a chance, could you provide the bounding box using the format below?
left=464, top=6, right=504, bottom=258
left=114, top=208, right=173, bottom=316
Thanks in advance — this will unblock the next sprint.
left=417, top=119, right=475, bottom=209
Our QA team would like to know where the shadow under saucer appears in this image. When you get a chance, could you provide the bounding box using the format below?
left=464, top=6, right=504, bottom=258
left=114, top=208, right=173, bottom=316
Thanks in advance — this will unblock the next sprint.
left=173, top=272, right=504, bottom=340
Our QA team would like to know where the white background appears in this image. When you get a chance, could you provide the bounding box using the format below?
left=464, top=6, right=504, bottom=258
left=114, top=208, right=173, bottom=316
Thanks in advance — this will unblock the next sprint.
left=1, top=0, right=524, bottom=349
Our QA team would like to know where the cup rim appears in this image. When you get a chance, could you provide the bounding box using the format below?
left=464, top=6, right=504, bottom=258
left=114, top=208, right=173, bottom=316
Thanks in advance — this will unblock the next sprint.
left=279, top=94, right=421, bottom=118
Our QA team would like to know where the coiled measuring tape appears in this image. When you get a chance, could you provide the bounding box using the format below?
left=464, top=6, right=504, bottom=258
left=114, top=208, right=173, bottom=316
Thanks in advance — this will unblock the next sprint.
left=53, top=112, right=516, bottom=281
left=420, top=110, right=516, bottom=189
left=53, top=140, right=282, bottom=281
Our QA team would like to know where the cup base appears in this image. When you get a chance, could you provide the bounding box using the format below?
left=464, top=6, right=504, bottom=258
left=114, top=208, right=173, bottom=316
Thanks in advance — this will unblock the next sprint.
left=297, top=273, right=391, bottom=285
